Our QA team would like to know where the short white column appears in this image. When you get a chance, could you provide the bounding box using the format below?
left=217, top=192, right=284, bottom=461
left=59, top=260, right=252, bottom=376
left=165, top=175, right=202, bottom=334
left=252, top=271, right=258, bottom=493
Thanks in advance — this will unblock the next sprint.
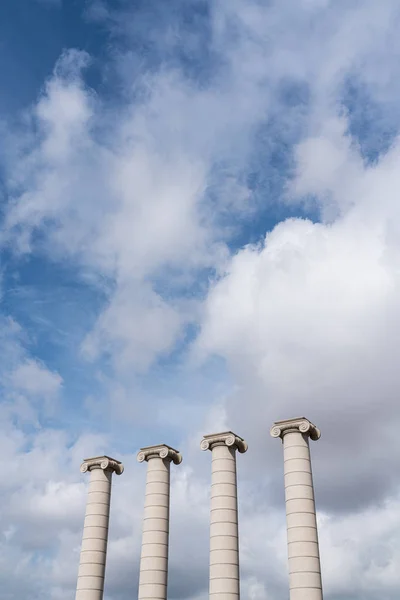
left=201, top=431, right=248, bottom=600
left=137, top=444, right=182, bottom=600
left=75, top=455, right=124, bottom=600
left=271, top=417, right=323, bottom=600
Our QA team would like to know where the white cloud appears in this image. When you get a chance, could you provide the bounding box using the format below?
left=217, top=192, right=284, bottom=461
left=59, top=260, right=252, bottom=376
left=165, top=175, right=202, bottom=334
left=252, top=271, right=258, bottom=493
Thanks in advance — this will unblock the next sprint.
left=197, top=135, right=400, bottom=509
left=6, top=0, right=400, bottom=379
left=82, top=283, right=185, bottom=371
left=0, top=317, right=62, bottom=426
left=3, top=1, right=400, bottom=599
left=10, top=358, right=62, bottom=398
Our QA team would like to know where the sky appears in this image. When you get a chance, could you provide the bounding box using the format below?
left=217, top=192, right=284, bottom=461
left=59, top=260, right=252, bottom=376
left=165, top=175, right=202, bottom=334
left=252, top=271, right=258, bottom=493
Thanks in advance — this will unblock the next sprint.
left=1, top=0, right=400, bottom=598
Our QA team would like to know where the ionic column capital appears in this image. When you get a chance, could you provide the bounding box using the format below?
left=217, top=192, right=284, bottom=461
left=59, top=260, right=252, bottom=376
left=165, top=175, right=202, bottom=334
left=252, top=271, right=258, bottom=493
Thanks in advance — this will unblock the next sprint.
left=137, top=444, right=182, bottom=465
left=270, top=417, right=321, bottom=441
left=200, top=431, right=248, bottom=453
left=80, top=455, right=124, bottom=475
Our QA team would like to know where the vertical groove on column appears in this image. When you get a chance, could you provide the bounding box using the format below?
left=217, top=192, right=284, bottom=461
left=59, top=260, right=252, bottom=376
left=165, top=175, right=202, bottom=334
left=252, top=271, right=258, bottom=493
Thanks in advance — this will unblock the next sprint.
left=138, top=457, right=170, bottom=600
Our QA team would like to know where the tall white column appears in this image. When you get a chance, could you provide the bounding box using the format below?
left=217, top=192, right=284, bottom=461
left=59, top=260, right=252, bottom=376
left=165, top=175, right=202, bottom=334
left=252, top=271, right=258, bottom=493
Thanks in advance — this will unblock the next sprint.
left=201, top=431, right=248, bottom=600
left=270, top=417, right=323, bottom=600
left=75, top=455, right=124, bottom=600
left=137, top=444, right=182, bottom=600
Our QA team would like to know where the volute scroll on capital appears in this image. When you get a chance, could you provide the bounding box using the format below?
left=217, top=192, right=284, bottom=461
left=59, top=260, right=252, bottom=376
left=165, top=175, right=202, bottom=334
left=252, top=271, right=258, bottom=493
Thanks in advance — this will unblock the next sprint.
left=200, top=431, right=248, bottom=453
left=137, top=444, right=182, bottom=465
left=80, top=455, right=124, bottom=475
left=270, top=417, right=321, bottom=441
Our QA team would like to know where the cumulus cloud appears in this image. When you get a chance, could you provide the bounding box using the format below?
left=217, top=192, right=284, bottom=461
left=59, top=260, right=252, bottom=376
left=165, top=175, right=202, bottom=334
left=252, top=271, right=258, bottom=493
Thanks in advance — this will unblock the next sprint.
left=2, top=48, right=227, bottom=372
left=81, top=283, right=185, bottom=371
left=10, top=358, right=62, bottom=397
left=2, top=1, right=400, bottom=600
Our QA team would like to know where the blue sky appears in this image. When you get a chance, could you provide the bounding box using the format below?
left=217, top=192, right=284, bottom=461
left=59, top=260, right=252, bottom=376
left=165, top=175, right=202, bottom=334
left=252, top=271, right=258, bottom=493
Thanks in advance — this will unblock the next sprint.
left=0, top=0, right=313, bottom=445
left=2, top=1, right=400, bottom=599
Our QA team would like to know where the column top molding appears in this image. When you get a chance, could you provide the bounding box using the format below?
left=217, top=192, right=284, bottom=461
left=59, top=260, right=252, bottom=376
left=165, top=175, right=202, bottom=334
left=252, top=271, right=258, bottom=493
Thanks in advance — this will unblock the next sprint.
left=137, top=444, right=182, bottom=465
left=80, top=455, right=124, bottom=475
left=200, top=431, right=248, bottom=453
left=270, top=417, right=321, bottom=441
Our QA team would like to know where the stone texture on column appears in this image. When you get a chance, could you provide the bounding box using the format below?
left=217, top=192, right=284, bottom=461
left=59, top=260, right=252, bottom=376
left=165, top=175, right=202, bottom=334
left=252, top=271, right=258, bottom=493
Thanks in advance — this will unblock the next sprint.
left=137, top=444, right=182, bottom=600
left=201, top=432, right=248, bottom=600
left=271, top=417, right=323, bottom=600
left=76, top=456, right=124, bottom=600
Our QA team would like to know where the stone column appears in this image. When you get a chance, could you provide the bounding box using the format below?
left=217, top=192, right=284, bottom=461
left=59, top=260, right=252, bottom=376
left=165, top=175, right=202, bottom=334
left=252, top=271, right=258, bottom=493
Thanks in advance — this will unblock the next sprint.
left=75, top=455, right=124, bottom=600
left=137, top=444, right=182, bottom=600
left=201, top=431, right=248, bottom=600
left=270, top=417, right=323, bottom=600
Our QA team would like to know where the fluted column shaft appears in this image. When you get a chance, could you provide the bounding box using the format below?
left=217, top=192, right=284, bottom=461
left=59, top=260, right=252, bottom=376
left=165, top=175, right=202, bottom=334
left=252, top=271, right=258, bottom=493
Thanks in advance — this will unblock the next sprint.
left=201, top=432, right=248, bottom=600
left=76, top=456, right=123, bottom=600
left=137, top=445, right=182, bottom=600
left=271, top=418, right=323, bottom=600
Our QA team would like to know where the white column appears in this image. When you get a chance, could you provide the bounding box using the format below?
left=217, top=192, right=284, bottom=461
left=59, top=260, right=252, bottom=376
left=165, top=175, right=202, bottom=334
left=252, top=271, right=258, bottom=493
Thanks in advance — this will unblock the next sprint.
left=201, top=431, right=248, bottom=600
left=271, top=417, right=323, bottom=600
left=75, top=455, right=124, bottom=600
left=137, top=444, right=182, bottom=600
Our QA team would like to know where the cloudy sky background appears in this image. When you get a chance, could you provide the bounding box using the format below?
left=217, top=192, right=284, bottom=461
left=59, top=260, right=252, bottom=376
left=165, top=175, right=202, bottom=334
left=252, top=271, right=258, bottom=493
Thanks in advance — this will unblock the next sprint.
left=1, top=0, right=400, bottom=598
